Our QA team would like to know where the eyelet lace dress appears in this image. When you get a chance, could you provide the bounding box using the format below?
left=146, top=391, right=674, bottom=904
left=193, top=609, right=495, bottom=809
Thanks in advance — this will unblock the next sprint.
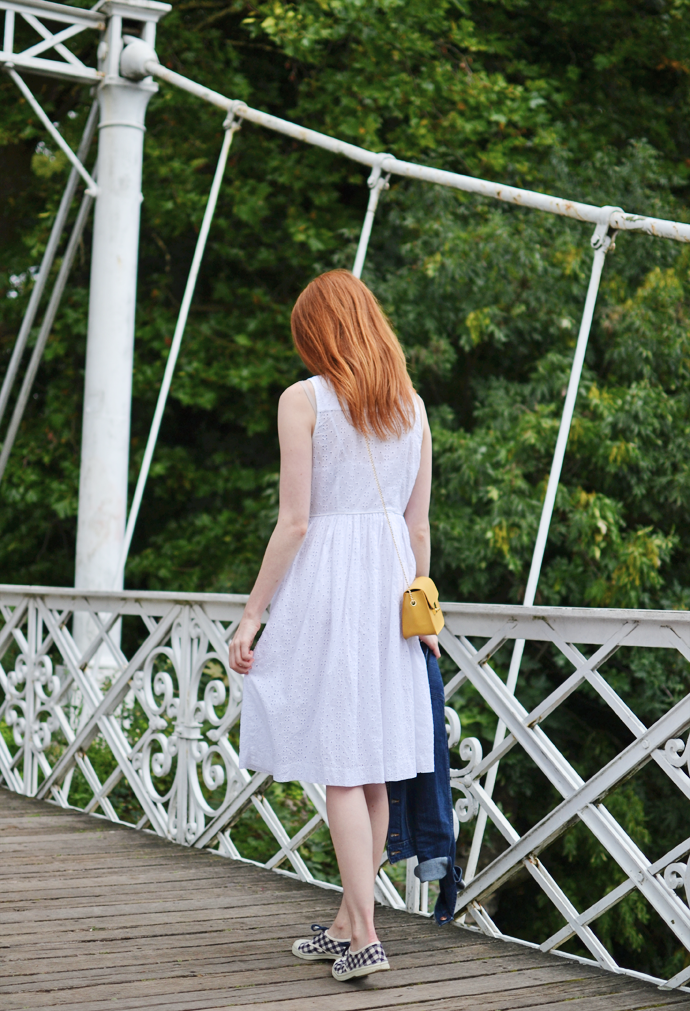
left=239, top=375, right=434, bottom=786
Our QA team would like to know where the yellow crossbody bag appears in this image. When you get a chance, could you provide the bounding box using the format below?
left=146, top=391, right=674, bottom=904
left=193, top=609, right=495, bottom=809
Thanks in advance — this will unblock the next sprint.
left=364, top=435, right=445, bottom=640
left=401, top=575, right=445, bottom=639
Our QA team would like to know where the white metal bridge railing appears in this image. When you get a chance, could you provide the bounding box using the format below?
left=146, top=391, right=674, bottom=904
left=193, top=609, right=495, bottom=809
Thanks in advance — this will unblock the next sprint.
left=1, top=585, right=690, bottom=992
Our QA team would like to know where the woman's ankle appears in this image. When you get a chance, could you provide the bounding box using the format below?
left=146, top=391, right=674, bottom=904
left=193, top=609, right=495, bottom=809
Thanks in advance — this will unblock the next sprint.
left=350, top=928, right=379, bottom=952
left=328, top=920, right=351, bottom=941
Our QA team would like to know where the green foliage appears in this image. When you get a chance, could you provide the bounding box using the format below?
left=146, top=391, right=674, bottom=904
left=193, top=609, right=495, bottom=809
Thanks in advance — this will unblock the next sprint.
left=2, top=0, right=690, bottom=978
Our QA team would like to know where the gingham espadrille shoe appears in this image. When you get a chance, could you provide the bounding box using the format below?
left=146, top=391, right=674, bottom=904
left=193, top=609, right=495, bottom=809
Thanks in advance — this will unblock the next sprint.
left=331, top=940, right=390, bottom=980
left=292, top=924, right=351, bottom=961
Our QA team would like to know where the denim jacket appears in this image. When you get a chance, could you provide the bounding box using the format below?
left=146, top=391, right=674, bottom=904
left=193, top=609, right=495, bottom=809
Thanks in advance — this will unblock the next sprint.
left=387, top=643, right=464, bottom=924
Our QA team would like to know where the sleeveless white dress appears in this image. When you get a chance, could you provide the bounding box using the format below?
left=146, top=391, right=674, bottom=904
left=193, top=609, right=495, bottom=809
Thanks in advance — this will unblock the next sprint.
left=238, top=376, right=434, bottom=786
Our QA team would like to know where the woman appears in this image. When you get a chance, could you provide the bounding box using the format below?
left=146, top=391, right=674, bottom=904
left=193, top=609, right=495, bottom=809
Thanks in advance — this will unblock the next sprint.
left=229, top=269, right=439, bottom=981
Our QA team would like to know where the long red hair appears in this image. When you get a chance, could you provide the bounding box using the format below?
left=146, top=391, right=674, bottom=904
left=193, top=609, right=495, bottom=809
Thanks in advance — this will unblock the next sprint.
left=291, top=270, right=416, bottom=439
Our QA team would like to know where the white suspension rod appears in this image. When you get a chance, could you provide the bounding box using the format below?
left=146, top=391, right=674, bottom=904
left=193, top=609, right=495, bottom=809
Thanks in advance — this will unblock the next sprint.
left=114, top=119, right=238, bottom=588
left=462, top=225, right=613, bottom=888
left=0, top=182, right=95, bottom=485
left=0, top=99, right=98, bottom=430
left=352, top=162, right=389, bottom=279
left=7, top=67, right=98, bottom=194
left=144, top=60, right=690, bottom=244
left=3, top=9, right=14, bottom=50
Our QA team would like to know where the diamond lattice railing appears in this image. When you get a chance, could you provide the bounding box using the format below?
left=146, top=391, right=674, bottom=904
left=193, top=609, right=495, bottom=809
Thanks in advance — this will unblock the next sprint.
left=2, top=585, right=690, bottom=991
left=0, top=2, right=103, bottom=83
left=441, top=602, right=690, bottom=991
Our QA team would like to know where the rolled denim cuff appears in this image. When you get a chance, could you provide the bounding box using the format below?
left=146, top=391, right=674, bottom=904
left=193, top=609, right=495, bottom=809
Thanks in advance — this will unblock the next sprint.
left=414, top=856, right=449, bottom=882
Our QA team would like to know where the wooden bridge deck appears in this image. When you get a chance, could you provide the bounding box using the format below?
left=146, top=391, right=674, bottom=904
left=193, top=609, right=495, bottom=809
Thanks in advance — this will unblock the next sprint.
left=1, top=790, right=689, bottom=1011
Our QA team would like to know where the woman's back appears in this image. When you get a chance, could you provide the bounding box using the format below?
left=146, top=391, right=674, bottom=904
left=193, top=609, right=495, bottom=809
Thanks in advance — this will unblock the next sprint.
left=309, top=375, right=422, bottom=519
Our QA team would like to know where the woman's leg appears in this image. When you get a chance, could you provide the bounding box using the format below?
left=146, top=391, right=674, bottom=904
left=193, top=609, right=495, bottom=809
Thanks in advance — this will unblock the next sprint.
left=364, top=782, right=390, bottom=873
left=327, top=783, right=389, bottom=948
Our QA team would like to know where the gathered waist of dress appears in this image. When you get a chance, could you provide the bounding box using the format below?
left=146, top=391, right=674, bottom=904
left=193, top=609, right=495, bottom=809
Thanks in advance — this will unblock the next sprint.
left=309, top=509, right=405, bottom=518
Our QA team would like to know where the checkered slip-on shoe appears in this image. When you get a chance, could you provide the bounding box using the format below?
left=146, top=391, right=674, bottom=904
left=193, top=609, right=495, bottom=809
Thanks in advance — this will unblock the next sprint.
left=331, top=940, right=390, bottom=980
left=292, top=923, right=351, bottom=961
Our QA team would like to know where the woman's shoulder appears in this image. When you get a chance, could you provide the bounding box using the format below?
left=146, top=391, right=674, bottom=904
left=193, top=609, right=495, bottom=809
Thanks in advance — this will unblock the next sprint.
left=280, top=381, right=309, bottom=404
left=413, top=391, right=428, bottom=424
left=278, top=381, right=317, bottom=421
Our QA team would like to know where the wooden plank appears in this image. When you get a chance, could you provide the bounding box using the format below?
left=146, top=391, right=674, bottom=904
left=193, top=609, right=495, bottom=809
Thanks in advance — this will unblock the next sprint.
left=0, top=867, right=293, bottom=895
left=2, top=889, right=334, bottom=922
left=0, top=936, right=501, bottom=982
left=0, top=879, right=318, bottom=906
left=2, top=906, right=344, bottom=945
left=0, top=859, right=292, bottom=885
left=0, top=965, right=646, bottom=1011
left=0, top=925, right=488, bottom=978
left=0, top=858, right=321, bottom=886
left=1, top=791, right=683, bottom=1011
left=0, top=888, right=322, bottom=924
left=0, top=956, right=626, bottom=1009
left=241, top=977, right=690, bottom=1011
left=514, top=992, right=690, bottom=1011
left=0, top=945, right=560, bottom=994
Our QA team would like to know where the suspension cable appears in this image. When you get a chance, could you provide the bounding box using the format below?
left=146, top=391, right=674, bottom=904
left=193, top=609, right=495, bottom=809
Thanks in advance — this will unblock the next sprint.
left=0, top=178, right=97, bottom=486
left=0, top=100, right=98, bottom=431
left=6, top=68, right=98, bottom=194
left=114, top=113, right=241, bottom=588
left=461, top=210, right=620, bottom=892
left=352, top=156, right=390, bottom=279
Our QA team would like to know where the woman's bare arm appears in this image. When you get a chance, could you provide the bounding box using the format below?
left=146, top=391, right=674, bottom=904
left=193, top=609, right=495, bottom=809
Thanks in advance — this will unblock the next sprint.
left=405, top=400, right=432, bottom=578
left=404, top=398, right=440, bottom=657
left=229, top=382, right=314, bottom=674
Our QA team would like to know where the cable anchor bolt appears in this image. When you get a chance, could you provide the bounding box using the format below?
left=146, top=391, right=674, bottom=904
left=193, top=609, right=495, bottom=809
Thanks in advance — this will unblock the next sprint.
left=367, top=153, right=392, bottom=193
left=223, top=102, right=247, bottom=133
left=591, top=205, right=623, bottom=253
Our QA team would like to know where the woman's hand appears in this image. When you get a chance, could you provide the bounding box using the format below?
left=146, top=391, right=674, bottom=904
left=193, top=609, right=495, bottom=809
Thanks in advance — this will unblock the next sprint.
left=420, top=634, right=440, bottom=658
left=229, top=615, right=262, bottom=675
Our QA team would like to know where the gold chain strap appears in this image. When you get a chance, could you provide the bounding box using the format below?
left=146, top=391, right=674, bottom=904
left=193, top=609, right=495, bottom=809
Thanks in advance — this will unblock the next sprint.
left=363, top=433, right=413, bottom=597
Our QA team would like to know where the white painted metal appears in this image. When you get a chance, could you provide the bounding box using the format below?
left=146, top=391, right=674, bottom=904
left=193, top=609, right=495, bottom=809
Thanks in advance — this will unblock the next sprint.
left=438, top=617, right=690, bottom=977
left=521, top=216, right=618, bottom=613
left=0, top=100, right=98, bottom=434
left=0, top=49, right=100, bottom=81
left=0, top=0, right=169, bottom=634
left=20, top=19, right=86, bottom=59
left=114, top=114, right=239, bottom=587
left=351, top=158, right=390, bottom=279
left=2, top=8, right=13, bottom=52
left=143, top=60, right=690, bottom=244
left=21, top=11, right=89, bottom=68
left=7, top=69, right=98, bottom=192
left=0, top=183, right=95, bottom=483
left=0, top=0, right=103, bottom=82
left=0, top=0, right=102, bottom=27
left=73, top=28, right=165, bottom=617
left=2, top=586, right=690, bottom=990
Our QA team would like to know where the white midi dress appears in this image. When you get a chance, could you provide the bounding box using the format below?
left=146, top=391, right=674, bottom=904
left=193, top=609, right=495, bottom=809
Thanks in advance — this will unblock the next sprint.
left=238, top=375, right=434, bottom=786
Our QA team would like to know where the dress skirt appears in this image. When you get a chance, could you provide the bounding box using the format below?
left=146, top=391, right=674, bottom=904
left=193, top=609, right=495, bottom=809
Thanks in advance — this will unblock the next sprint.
left=239, top=510, right=435, bottom=786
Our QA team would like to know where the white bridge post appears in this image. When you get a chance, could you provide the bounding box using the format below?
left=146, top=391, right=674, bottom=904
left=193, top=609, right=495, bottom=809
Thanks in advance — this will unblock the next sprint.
left=74, top=6, right=167, bottom=618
